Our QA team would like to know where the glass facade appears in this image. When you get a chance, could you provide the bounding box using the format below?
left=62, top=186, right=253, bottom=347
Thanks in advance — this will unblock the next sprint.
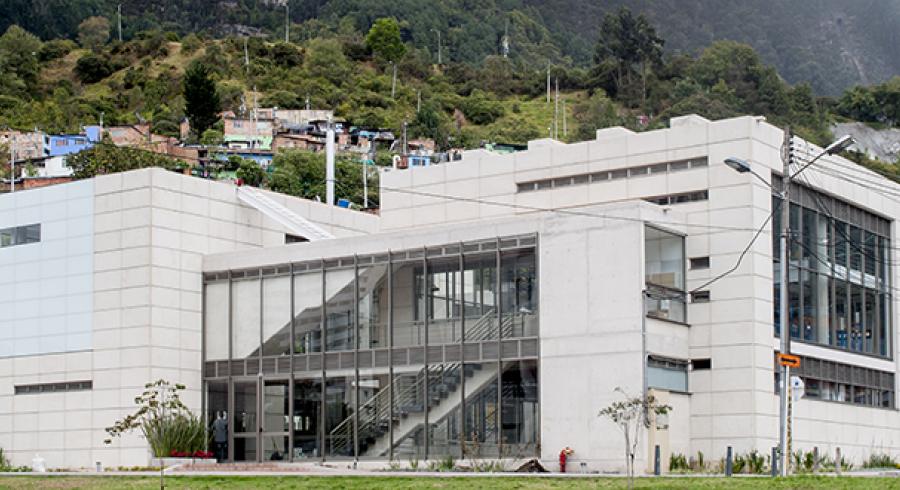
left=644, top=226, right=687, bottom=322
left=772, top=177, right=892, bottom=358
left=202, top=235, right=539, bottom=462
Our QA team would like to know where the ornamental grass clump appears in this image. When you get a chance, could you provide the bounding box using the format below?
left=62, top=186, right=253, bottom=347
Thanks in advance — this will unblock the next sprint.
left=104, top=379, right=208, bottom=457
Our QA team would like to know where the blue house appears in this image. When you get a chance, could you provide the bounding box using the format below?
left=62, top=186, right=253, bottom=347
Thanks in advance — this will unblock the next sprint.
left=48, top=126, right=101, bottom=157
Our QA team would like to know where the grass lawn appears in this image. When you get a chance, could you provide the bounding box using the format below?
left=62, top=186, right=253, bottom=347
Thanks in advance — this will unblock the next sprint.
left=1, top=475, right=899, bottom=490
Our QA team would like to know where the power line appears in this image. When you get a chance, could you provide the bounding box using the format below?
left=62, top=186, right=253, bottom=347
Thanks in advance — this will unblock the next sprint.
left=689, top=199, right=780, bottom=293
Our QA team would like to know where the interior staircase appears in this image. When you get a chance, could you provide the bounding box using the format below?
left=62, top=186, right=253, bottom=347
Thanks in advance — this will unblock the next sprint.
left=327, top=311, right=517, bottom=457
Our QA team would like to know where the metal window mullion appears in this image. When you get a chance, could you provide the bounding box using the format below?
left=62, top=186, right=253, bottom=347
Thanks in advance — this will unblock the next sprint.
left=458, top=243, right=466, bottom=459
left=829, top=219, right=836, bottom=349
left=353, top=256, right=359, bottom=462
left=320, top=261, right=326, bottom=463
left=533, top=233, right=541, bottom=458
left=862, top=235, right=868, bottom=353
left=258, top=273, right=264, bottom=462
left=495, top=238, right=502, bottom=455
left=227, top=271, right=234, bottom=462
left=288, top=263, right=295, bottom=461
left=875, top=241, right=882, bottom=356
left=387, top=251, right=394, bottom=461
left=422, top=248, right=429, bottom=460
left=201, top=281, right=208, bottom=453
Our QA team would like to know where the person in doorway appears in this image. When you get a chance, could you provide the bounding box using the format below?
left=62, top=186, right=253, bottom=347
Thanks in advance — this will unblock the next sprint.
left=212, top=411, right=228, bottom=462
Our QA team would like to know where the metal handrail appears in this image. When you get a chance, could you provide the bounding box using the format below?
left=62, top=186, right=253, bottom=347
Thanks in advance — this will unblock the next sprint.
left=327, top=310, right=521, bottom=455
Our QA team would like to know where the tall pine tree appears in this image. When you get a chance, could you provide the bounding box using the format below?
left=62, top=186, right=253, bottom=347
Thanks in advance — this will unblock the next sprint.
left=183, top=62, right=221, bottom=138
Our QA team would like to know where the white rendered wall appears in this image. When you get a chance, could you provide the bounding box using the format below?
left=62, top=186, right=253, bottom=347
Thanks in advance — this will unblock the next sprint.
left=0, top=168, right=379, bottom=468
left=380, top=114, right=900, bottom=467
left=0, top=180, right=95, bottom=468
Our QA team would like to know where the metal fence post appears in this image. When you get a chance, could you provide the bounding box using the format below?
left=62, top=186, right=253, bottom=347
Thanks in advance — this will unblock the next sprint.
left=771, top=447, right=778, bottom=477
left=654, top=445, right=660, bottom=476
left=726, top=446, right=733, bottom=476
left=812, top=447, right=819, bottom=474
left=835, top=447, right=842, bottom=476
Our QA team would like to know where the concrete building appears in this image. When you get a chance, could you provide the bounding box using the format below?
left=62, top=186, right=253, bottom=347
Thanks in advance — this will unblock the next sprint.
left=2, top=113, right=900, bottom=473
left=0, top=168, right=377, bottom=468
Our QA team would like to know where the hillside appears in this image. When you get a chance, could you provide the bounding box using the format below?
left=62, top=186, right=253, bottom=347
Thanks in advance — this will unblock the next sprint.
left=1, top=0, right=898, bottom=96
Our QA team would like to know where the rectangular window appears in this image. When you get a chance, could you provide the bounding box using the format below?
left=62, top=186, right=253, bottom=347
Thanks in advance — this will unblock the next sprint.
left=645, top=226, right=686, bottom=322
left=0, top=224, right=41, bottom=249
left=690, top=257, right=710, bottom=270
left=778, top=354, right=894, bottom=409
left=691, top=358, right=711, bottom=370
left=629, top=166, right=651, bottom=178
left=15, top=380, right=92, bottom=395
left=589, top=172, right=608, bottom=183
left=691, top=291, right=710, bottom=303
left=610, top=169, right=628, bottom=180
left=647, top=356, right=688, bottom=392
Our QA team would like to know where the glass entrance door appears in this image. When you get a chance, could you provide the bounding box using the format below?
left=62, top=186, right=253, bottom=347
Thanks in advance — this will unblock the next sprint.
left=232, top=380, right=258, bottom=461
left=261, top=379, right=290, bottom=461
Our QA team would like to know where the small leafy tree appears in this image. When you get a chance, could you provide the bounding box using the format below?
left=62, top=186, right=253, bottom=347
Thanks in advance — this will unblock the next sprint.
left=366, top=18, right=406, bottom=62
left=599, top=388, right=670, bottom=488
left=104, top=380, right=208, bottom=458
left=235, top=157, right=265, bottom=187
left=77, top=16, right=110, bottom=51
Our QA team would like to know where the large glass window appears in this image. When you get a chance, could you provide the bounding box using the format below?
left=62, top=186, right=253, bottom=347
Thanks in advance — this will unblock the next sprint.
left=205, top=282, right=229, bottom=361
left=393, top=261, right=423, bottom=348
left=232, top=278, right=260, bottom=359
left=501, top=250, right=538, bottom=338
left=202, top=238, right=540, bottom=462
left=325, top=268, right=355, bottom=352
left=358, top=265, right=389, bottom=350
left=645, top=226, right=686, bottom=322
left=463, top=254, right=498, bottom=341
left=293, top=270, right=322, bottom=354
left=500, top=360, right=539, bottom=457
left=426, top=258, right=462, bottom=345
left=293, top=377, right=322, bottom=459
left=647, top=356, right=688, bottom=392
left=324, top=375, right=355, bottom=458
left=773, top=187, right=891, bottom=358
left=262, top=276, right=291, bottom=357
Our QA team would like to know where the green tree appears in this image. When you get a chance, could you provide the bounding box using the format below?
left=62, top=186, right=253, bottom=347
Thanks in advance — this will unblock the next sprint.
left=574, top=92, right=623, bottom=141
left=236, top=158, right=265, bottom=187
left=410, top=101, right=450, bottom=148
left=460, top=89, right=505, bottom=125
left=269, top=150, right=376, bottom=206
left=74, top=53, right=112, bottom=83
left=592, top=7, right=663, bottom=108
left=0, top=25, right=42, bottom=98
left=365, top=18, right=406, bottom=62
left=199, top=129, right=223, bottom=146
left=77, top=16, right=109, bottom=51
left=183, top=62, right=221, bottom=138
left=690, top=41, right=790, bottom=117
left=67, top=137, right=182, bottom=179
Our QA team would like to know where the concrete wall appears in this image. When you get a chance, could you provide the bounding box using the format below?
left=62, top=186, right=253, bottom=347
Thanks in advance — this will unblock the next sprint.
left=381, top=114, right=900, bottom=467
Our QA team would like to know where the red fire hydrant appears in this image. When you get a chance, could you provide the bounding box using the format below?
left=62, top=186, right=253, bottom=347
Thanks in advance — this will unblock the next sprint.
left=559, top=447, right=574, bottom=473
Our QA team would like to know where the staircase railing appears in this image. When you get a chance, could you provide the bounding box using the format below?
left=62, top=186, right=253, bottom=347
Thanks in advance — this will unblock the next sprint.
left=326, top=310, right=522, bottom=456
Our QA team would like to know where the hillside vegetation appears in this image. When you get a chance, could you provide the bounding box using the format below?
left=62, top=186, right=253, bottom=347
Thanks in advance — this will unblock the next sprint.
left=0, top=9, right=899, bottom=187
left=1, top=0, right=898, bottom=96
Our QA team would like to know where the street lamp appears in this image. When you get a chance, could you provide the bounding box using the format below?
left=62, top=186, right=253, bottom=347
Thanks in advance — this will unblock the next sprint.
left=725, top=132, right=854, bottom=476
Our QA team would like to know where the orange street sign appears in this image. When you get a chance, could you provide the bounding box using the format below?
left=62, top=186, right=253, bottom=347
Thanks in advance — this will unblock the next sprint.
left=778, top=353, right=800, bottom=368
